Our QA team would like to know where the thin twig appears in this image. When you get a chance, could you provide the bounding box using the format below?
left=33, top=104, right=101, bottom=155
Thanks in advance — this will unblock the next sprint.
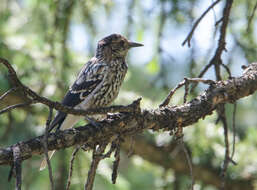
left=184, top=79, right=189, bottom=103
left=181, top=141, right=194, bottom=190
left=175, top=118, right=194, bottom=190
left=191, top=0, right=233, bottom=91
left=247, top=2, right=257, bottom=32
left=0, top=101, right=34, bottom=115
left=182, top=0, right=221, bottom=47
left=160, top=77, right=215, bottom=107
left=0, top=87, right=19, bottom=101
left=221, top=63, right=232, bottom=78
left=13, top=145, right=22, bottom=190
left=215, top=17, right=223, bottom=26
left=112, top=143, right=121, bottom=184
left=231, top=102, right=237, bottom=160
left=85, top=143, right=107, bottom=190
left=218, top=105, right=229, bottom=190
left=160, top=80, right=186, bottom=107
left=43, top=108, right=54, bottom=190
left=102, top=141, right=117, bottom=159
left=8, top=164, right=14, bottom=182
left=66, top=146, right=80, bottom=190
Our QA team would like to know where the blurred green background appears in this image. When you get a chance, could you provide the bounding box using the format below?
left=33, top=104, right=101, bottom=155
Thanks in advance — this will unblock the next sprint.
left=0, top=0, right=257, bottom=189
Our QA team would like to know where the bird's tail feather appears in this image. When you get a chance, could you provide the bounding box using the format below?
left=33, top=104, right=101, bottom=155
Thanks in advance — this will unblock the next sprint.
left=39, top=114, right=82, bottom=171
left=39, top=150, right=56, bottom=171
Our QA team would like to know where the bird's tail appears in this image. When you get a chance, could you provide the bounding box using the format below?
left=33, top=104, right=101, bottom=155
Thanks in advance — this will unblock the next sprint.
left=39, top=150, right=56, bottom=171
left=39, top=114, right=82, bottom=171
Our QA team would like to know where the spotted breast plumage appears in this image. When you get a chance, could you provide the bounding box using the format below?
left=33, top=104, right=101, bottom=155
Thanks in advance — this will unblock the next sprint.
left=40, top=34, right=143, bottom=170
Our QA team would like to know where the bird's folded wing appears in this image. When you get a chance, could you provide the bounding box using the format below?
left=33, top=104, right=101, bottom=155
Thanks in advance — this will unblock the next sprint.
left=49, top=59, right=108, bottom=130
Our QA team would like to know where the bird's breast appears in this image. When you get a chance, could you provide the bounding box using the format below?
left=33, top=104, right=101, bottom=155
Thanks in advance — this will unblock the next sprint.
left=93, top=60, right=127, bottom=106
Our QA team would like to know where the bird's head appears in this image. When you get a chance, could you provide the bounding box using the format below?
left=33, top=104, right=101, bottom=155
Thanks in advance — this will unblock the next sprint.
left=96, top=34, right=143, bottom=60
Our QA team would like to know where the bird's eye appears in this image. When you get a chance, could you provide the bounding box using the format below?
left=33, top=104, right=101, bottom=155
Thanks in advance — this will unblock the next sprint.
left=119, top=40, right=125, bottom=47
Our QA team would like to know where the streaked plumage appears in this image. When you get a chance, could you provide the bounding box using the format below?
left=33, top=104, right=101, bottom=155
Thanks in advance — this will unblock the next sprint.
left=40, top=34, right=143, bottom=170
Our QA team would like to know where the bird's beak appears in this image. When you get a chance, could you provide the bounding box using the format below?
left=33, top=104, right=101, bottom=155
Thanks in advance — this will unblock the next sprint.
left=128, top=41, right=144, bottom=48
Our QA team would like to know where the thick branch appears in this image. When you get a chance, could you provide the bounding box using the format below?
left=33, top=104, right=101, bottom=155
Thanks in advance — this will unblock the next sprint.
left=0, top=63, right=257, bottom=165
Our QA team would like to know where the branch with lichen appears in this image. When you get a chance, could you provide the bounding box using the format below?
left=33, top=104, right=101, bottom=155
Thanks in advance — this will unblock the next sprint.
left=1, top=59, right=257, bottom=189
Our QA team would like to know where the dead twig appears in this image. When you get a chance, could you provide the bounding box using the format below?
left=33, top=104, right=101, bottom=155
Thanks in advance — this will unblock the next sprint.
left=221, top=63, right=232, bottom=78
left=84, top=143, right=107, bottom=190
left=0, top=101, right=35, bottom=115
left=182, top=0, right=221, bottom=47
left=247, top=2, right=257, bottom=32
left=160, top=77, right=215, bottom=107
left=0, top=87, right=19, bottom=101
left=175, top=118, right=194, bottom=190
left=66, top=146, right=80, bottom=190
left=43, top=108, right=54, bottom=190
left=112, top=143, right=121, bottom=184
left=231, top=102, right=237, bottom=160
left=13, top=145, right=22, bottom=190
left=217, top=105, right=229, bottom=190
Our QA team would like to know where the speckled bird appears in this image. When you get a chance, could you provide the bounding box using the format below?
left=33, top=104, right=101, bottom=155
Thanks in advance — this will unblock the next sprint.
left=40, top=34, right=143, bottom=170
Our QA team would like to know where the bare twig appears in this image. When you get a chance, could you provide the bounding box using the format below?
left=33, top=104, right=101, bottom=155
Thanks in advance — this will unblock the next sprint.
left=102, top=141, right=117, bottom=159
left=13, top=145, right=22, bottom=190
left=0, top=101, right=34, bottom=115
left=247, top=2, right=257, bottom=32
left=191, top=0, right=233, bottom=92
left=0, top=87, right=19, bottom=101
left=215, top=17, right=224, bottom=26
left=217, top=105, right=229, bottom=190
left=8, top=164, right=14, bottom=182
left=175, top=119, right=194, bottom=190
left=66, top=146, right=80, bottom=190
left=181, top=142, right=195, bottom=190
left=160, top=77, right=215, bottom=107
left=213, top=0, right=233, bottom=81
left=231, top=102, right=237, bottom=160
left=160, top=80, right=186, bottom=107
left=85, top=143, right=107, bottom=190
left=184, top=79, right=189, bottom=103
left=112, top=138, right=121, bottom=184
left=182, top=0, right=221, bottom=47
left=221, top=63, right=232, bottom=78
left=43, top=108, right=54, bottom=190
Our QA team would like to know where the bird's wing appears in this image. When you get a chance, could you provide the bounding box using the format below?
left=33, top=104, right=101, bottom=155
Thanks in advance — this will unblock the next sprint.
left=49, top=58, right=108, bottom=131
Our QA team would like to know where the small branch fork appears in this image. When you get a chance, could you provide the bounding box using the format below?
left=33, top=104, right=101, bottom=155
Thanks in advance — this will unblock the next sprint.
left=84, top=137, right=122, bottom=190
left=182, top=0, right=221, bottom=47
left=182, top=1, right=236, bottom=189
left=160, top=77, right=215, bottom=107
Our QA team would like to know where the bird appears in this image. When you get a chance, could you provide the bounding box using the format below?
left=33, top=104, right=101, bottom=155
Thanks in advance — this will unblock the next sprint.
left=40, top=33, right=143, bottom=170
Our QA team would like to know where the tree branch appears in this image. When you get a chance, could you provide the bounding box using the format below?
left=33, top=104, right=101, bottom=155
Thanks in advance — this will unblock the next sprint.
left=0, top=62, right=257, bottom=165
